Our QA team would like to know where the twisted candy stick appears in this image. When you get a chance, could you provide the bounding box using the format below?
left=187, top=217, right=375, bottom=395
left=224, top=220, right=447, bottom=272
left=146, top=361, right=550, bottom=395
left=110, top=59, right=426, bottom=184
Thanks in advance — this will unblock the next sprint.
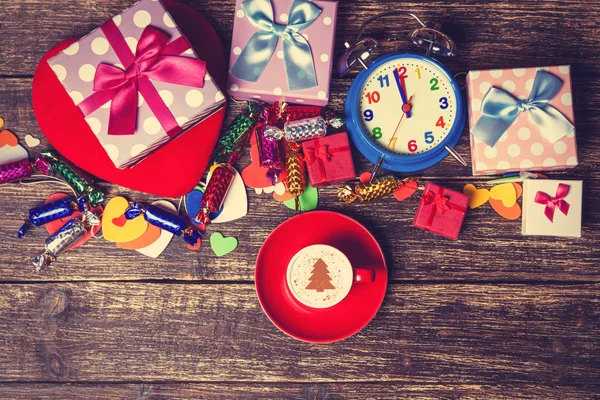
left=285, top=143, right=307, bottom=211
left=338, top=177, right=418, bottom=204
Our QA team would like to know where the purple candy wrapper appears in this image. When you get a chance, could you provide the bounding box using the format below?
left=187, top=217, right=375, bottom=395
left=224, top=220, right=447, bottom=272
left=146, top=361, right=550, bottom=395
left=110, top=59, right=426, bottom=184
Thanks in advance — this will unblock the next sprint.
left=257, top=125, right=283, bottom=169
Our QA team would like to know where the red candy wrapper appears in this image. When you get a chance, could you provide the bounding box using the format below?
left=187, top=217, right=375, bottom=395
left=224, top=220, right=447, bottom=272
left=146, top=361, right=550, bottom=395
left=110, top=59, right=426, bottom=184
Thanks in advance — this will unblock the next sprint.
left=262, top=102, right=323, bottom=127
left=413, top=182, right=469, bottom=240
left=194, top=164, right=235, bottom=226
left=301, top=132, right=356, bottom=187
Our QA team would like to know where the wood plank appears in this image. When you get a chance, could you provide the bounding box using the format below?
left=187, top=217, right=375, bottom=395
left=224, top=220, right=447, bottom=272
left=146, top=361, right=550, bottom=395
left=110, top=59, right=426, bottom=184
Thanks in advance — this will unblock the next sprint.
left=0, top=75, right=599, bottom=282
left=1, top=383, right=599, bottom=399
left=0, top=283, right=598, bottom=383
left=1, top=1, right=600, bottom=77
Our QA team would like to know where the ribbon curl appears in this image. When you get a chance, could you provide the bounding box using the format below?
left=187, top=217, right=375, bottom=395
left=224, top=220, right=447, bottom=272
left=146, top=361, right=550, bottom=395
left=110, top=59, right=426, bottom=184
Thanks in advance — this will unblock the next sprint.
left=472, top=70, right=574, bottom=147
left=78, top=24, right=207, bottom=136
left=230, top=0, right=321, bottom=91
left=534, top=183, right=570, bottom=222
left=423, top=191, right=451, bottom=215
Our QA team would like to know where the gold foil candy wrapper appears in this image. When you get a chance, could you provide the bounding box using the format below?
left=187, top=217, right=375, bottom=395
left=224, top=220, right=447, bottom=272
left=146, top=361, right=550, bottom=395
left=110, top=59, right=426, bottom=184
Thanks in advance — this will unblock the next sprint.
left=338, top=176, right=403, bottom=204
left=285, top=145, right=307, bottom=211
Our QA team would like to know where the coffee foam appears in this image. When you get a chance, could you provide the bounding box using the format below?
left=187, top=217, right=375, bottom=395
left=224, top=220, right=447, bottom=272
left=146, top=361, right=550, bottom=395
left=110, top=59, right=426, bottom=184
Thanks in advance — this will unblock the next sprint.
left=287, top=245, right=353, bottom=309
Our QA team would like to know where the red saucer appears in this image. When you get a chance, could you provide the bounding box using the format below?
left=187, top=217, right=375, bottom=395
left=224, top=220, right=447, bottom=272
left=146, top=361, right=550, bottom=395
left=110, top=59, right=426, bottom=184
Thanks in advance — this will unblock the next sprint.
left=31, top=0, right=226, bottom=197
left=255, top=211, right=388, bottom=343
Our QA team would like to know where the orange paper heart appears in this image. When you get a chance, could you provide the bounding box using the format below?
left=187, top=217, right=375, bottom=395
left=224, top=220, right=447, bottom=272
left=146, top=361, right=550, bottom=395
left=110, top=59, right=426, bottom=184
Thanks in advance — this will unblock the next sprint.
left=489, top=197, right=521, bottom=220
left=0, top=129, right=18, bottom=148
left=513, top=182, right=522, bottom=199
left=117, top=224, right=162, bottom=250
left=394, top=180, right=418, bottom=201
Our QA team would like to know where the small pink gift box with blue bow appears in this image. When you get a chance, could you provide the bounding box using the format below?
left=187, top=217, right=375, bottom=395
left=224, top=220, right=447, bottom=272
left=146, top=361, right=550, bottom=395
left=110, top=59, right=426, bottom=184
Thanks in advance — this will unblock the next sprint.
left=467, top=66, right=578, bottom=176
left=522, top=180, right=582, bottom=237
left=227, top=0, right=337, bottom=106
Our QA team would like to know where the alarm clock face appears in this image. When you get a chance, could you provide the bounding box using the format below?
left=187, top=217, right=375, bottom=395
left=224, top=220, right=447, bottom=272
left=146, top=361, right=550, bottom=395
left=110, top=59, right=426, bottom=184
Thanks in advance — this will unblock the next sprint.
left=358, top=55, right=459, bottom=155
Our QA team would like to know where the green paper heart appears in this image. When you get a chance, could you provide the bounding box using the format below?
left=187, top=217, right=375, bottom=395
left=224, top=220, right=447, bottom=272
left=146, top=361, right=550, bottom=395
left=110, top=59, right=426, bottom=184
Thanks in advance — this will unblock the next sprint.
left=210, top=232, right=238, bottom=257
left=284, top=184, right=318, bottom=211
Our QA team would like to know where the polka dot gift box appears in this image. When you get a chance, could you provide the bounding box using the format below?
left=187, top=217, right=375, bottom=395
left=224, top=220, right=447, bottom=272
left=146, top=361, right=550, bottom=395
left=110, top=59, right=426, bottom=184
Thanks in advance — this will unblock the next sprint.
left=467, top=66, right=578, bottom=176
left=227, top=0, right=338, bottom=106
left=47, top=0, right=226, bottom=169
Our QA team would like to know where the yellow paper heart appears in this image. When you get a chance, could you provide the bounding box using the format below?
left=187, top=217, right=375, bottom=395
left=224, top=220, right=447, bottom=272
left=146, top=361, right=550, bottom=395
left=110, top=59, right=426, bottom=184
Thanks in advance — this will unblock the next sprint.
left=490, top=182, right=517, bottom=208
left=463, top=184, right=490, bottom=209
left=102, top=196, right=148, bottom=243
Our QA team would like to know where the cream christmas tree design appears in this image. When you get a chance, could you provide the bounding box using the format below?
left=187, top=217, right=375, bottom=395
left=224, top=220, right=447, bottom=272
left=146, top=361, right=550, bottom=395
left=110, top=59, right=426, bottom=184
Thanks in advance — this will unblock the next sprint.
left=305, top=258, right=336, bottom=292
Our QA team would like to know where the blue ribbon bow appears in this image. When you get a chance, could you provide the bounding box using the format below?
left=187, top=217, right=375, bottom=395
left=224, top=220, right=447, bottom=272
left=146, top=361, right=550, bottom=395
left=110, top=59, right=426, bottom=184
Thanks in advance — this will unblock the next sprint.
left=472, top=69, right=574, bottom=147
left=230, top=0, right=321, bottom=91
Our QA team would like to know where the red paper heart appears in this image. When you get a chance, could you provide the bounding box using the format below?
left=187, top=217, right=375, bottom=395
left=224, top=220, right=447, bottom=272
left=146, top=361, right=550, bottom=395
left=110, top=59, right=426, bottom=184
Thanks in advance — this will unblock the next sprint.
left=112, top=215, right=127, bottom=228
left=32, top=0, right=226, bottom=197
left=394, top=180, right=418, bottom=201
left=44, top=193, right=103, bottom=249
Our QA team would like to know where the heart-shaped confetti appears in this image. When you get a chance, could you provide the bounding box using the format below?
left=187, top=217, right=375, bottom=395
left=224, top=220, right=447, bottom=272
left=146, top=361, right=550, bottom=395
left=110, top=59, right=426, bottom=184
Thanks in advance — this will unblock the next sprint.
left=513, top=182, right=523, bottom=199
left=24, top=134, right=41, bottom=148
left=102, top=196, right=148, bottom=243
left=136, top=200, right=177, bottom=258
left=394, top=180, right=419, bottom=201
left=210, top=232, right=238, bottom=257
left=44, top=193, right=103, bottom=249
left=463, top=184, right=491, bottom=209
left=490, top=197, right=521, bottom=220
left=0, top=129, right=28, bottom=165
left=116, top=224, right=162, bottom=250
left=284, top=184, right=318, bottom=211
left=490, top=182, right=518, bottom=208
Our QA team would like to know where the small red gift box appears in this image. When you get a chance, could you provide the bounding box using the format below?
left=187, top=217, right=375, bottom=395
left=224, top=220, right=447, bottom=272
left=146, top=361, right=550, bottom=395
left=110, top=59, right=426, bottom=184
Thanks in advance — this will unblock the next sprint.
left=413, top=183, right=469, bottom=240
left=301, top=132, right=356, bottom=187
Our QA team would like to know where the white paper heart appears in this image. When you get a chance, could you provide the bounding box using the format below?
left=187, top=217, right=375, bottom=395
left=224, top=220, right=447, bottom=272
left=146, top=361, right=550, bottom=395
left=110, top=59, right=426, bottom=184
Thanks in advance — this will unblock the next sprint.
left=24, top=134, right=41, bottom=148
left=135, top=200, right=176, bottom=258
left=213, top=168, right=248, bottom=224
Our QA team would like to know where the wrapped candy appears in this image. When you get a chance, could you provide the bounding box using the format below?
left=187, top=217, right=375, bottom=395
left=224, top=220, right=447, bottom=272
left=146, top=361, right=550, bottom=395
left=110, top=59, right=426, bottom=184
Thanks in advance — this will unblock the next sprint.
left=338, top=176, right=413, bottom=204
left=32, top=206, right=100, bottom=272
left=0, top=159, right=33, bottom=184
left=0, top=157, right=52, bottom=184
left=262, top=102, right=323, bottom=127
left=256, top=124, right=284, bottom=186
left=194, top=164, right=235, bottom=226
left=285, top=144, right=307, bottom=211
left=18, top=197, right=77, bottom=237
left=212, top=102, right=263, bottom=162
left=265, top=116, right=345, bottom=143
left=124, top=202, right=202, bottom=246
left=39, top=151, right=104, bottom=206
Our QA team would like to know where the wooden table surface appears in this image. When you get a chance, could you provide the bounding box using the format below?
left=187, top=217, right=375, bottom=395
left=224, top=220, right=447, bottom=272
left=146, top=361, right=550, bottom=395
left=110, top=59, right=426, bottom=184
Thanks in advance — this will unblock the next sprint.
left=1, top=0, right=599, bottom=398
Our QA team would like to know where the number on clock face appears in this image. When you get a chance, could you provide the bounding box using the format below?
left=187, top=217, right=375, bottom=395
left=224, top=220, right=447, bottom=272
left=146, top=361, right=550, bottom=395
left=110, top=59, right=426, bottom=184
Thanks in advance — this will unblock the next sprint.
left=358, top=57, right=458, bottom=155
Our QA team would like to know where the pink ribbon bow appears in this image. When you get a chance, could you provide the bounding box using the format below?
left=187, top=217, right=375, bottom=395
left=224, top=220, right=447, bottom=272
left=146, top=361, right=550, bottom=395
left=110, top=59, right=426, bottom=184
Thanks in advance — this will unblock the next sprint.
left=78, top=22, right=206, bottom=136
left=534, top=183, right=570, bottom=222
left=423, top=191, right=451, bottom=214
left=303, top=144, right=331, bottom=165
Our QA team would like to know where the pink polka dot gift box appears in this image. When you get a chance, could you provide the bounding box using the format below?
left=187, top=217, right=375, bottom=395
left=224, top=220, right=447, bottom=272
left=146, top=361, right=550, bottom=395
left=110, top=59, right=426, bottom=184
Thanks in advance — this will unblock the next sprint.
left=47, top=0, right=225, bottom=169
left=466, top=66, right=578, bottom=176
left=227, top=0, right=338, bottom=106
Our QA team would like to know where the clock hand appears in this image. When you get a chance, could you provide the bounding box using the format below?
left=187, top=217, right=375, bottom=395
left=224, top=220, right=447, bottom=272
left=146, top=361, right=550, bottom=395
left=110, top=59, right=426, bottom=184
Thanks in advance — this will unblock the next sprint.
left=388, top=95, right=413, bottom=148
left=393, top=69, right=412, bottom=118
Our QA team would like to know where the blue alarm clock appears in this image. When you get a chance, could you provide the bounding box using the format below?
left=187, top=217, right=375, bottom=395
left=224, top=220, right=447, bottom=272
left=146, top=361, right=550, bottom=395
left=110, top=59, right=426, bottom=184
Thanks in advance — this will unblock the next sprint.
left=338, top=12, right=467, bottom=173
